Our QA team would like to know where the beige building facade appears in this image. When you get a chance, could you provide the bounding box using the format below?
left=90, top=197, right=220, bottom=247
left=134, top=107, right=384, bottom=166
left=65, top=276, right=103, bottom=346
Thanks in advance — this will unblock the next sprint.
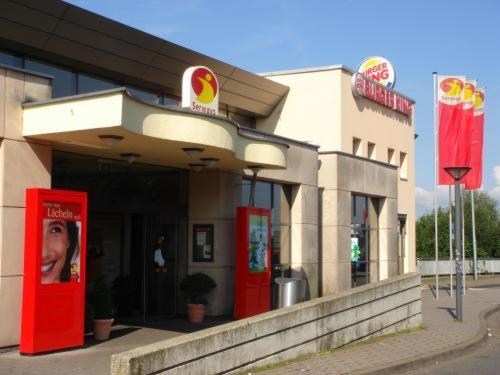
left=0, top=0, right=415, bottom=348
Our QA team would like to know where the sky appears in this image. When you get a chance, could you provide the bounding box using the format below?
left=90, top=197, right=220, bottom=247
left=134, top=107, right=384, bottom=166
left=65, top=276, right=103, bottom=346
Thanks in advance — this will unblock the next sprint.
left=66, top=0, right=500, bottom=216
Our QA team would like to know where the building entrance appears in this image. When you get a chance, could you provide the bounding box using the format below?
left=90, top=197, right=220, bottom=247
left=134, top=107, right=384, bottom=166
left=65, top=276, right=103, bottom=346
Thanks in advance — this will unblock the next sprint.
left=52, top=151, right=187, bottom=322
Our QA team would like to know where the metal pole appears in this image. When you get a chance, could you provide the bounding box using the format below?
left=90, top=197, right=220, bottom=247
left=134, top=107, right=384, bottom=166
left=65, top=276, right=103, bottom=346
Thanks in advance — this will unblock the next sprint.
left=449, top=185, right=453, bottom=297
left=461, top=185, right=466, bottom=294
left=471, top=190, right=478, bottom=280
left=454, top=180, right=463, bottom=321
left=433, top=72, right=439, bottom=299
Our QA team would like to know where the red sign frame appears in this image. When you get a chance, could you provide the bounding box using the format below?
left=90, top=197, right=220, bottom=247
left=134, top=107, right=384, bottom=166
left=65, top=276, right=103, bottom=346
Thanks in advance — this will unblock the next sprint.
left=20, top=189, right=87, bottom=354
left=234, top=206, right=271, bottom=320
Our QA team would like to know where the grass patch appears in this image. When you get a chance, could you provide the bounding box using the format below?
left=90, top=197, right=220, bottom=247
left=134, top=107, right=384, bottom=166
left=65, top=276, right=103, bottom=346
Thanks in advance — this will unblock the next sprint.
left=421, top=274, right=499, bottom=287
left=238, top=325, right=426, bottom=374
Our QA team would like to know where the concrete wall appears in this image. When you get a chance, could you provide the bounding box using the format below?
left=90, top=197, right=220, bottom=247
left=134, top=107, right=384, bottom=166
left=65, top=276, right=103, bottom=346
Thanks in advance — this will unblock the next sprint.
left=243, top=142, right=319, bottom=298
left=0, top=67, right=52, bottom=347
left=111, top=272, right=421, bottom=375
left=319, top=152, right=399, bottom=294
left=187, top=169, right=242, bottom=316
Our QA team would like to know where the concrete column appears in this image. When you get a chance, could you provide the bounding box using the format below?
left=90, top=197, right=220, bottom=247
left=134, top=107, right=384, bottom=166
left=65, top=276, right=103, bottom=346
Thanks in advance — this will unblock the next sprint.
left=378, top=197, right=399, bottom=280
left=187, top=169, right=242, bottom=316
left=0, top=68, right=52, bottom=347
left=320, top=188, right=351, bottom=295
left=290, top=184, right=318, bottom=299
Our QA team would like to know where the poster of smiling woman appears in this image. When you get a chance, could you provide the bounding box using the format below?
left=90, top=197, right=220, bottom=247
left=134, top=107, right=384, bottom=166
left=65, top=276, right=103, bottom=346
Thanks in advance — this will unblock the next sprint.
left=41, top=201, right=82, bottom=284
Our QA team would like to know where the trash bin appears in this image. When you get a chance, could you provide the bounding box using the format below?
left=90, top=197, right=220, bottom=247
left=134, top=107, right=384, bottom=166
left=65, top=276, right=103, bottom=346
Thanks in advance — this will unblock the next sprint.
left=274, top=277, right=306, bottom=308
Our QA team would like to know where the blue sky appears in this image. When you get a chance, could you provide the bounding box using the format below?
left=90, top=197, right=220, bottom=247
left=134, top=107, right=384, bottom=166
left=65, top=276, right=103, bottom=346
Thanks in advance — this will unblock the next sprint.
left=67, top=0, right=500, bottom=215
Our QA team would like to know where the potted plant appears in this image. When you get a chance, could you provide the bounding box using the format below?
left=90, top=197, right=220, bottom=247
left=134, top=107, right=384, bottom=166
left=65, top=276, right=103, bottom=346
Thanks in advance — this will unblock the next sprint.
left=180, top=272, right=217, bottom=323
left=92, top=276, right=114, bottom=340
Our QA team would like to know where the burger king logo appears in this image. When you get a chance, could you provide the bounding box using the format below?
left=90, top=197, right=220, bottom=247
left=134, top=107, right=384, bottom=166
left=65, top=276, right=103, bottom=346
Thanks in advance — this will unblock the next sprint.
left=438, top=77, right=464, bottom=105
left=357, top=56, right=396, bottom=89
left=182, top=66, right=219, bottom=115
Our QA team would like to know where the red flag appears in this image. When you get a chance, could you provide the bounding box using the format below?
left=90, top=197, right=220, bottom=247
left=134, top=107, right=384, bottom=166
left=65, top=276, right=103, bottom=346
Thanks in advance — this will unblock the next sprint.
left=438, top=76, right=466, bottom=185
left=459, top=80, right=476, bottom=166
left=464, top=88, right=485, bottom=190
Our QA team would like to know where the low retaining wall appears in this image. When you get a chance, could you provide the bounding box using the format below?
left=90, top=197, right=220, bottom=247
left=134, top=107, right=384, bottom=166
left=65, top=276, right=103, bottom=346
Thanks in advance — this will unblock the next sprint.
left=111, top=273, right=421, bottom=375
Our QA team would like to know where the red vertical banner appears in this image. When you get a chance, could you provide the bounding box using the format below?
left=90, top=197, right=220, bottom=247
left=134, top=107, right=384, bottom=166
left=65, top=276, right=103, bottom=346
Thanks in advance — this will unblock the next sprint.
left=438, top=76, right=466, bottom=184
left=235, top=207, right=271, bottom=320
left=464, top=88, right=485, bottom=190
left=20, top=189, right=87, bottom=354
left=459, top=80, right=476, bottom=166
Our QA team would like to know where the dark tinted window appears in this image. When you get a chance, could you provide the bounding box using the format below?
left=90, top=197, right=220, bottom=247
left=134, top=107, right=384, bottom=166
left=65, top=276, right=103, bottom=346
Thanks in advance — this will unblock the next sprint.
left=127, top=86, right=160, bottom=104
left=25, top=59, right=76, bottom=98
left=78, top=73, right=119, bottom=94
left=0, top=50, right=23, bottom=69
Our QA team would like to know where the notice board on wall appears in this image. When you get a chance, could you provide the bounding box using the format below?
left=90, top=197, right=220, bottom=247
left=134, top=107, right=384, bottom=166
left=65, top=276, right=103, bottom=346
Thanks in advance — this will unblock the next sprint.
left=20, top=188, right=87, bottom=354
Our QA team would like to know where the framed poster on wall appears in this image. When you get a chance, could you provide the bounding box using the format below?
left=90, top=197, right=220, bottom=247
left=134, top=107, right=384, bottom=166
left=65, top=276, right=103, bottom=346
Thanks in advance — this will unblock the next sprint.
left=192, top=224, right=214, bottom=262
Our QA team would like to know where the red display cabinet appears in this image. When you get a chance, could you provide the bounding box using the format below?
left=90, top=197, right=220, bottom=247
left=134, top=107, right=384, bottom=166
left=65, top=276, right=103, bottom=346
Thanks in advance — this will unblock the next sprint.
left=234, top=206, right=271, bottom=319
left=20, top=189, right=87, bottom=354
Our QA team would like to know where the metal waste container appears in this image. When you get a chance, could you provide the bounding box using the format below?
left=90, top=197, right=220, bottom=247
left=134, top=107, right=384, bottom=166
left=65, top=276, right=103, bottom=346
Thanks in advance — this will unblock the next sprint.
left=274, top=277, right=306, bottom=308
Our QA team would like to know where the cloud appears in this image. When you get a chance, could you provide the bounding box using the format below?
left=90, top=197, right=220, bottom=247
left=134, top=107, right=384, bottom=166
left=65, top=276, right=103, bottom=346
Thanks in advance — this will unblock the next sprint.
left=415, top=185, right=450, bottom=216
left=489, top=165, right=500, bottom=202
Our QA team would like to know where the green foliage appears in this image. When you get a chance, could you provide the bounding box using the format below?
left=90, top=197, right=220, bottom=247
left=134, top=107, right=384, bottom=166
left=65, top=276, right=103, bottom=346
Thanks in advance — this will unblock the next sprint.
left=416, top=191, right=500, bottom=259
left=92, top=276, right=114, bottom=319
left=180, top=272, right=217, bottom=305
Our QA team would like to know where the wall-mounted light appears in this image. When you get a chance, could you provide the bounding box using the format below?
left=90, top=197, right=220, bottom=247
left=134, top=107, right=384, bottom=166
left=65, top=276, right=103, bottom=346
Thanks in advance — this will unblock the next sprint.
left=98, top=135, right=124, bottom=146
left=201, top=158, right=220, bottom=168
left=189, top=163, right=204, bottom=172
left=183, top=147, right=204, bottom=158
left=120, top=153, right=140, bottom=164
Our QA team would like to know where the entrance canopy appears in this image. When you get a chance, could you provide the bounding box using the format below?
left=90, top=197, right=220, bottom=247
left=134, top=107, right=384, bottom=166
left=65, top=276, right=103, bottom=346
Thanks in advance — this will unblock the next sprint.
left=22, top=88, right=288, bottom=170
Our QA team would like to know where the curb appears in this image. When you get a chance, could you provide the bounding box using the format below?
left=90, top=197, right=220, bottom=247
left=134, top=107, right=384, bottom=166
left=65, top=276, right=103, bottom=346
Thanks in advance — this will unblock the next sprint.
left=351, top=303, right=500, bottom=375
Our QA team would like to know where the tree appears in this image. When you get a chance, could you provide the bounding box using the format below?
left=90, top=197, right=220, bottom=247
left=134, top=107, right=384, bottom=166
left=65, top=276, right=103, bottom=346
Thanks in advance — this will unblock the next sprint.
left=416, top=190, right=499, bottom=259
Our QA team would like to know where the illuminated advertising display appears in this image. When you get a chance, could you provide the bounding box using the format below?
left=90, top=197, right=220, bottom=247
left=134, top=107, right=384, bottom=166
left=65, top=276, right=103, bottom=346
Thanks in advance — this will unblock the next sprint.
left=235, top=207, right=271, bottom=319
left=20, top=189, right=87, bottom=354
left=182, top=66, right=219, bottom=115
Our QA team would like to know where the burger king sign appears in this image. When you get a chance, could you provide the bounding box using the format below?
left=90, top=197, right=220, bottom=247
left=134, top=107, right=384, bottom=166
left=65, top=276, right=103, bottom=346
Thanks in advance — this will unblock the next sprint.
left=357, top=56, right=396, bottom=89
left=182, top=66, right=219, bottom=115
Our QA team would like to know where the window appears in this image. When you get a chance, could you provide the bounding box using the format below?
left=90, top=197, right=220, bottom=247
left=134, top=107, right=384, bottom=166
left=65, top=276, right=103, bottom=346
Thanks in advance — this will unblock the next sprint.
left=0, top=50, right=23, bottom=69
left=77, top=73, right=119, bottom=94
left=400, top=152, right=408, bottom=179
left=388, top=148, right=395, bottom=164
left=229, top=112, right=256, bottom=128
left=25, top=59, right=77, bottom=98
left=161, top=94, right=180, bottom=106
left=353, top=137, right=362, bottom=156
left=367, top=142, right=376, bottom=160
left=127, top=86, right=160, bottom=104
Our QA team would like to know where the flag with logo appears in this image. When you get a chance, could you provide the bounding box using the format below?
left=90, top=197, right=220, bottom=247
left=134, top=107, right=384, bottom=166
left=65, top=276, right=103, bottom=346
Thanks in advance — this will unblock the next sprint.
left=459, top=80, right=476, bottom=166
left=464, top=88, right=485, bottom=190
left=438, top=76, right=466, bottom=184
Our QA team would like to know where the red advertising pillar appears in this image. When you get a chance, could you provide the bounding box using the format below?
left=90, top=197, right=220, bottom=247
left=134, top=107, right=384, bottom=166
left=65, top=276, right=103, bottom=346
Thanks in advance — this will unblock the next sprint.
left=235, top=206, right=271, bottom=319
left=20, top=189, right=87, bottom=354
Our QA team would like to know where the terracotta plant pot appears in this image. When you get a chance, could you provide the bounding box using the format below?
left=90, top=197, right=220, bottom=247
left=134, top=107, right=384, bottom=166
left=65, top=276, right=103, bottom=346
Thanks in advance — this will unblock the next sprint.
left=93, top=318, right=114, bottom=340
left=186, top=303, right=206, bottom=323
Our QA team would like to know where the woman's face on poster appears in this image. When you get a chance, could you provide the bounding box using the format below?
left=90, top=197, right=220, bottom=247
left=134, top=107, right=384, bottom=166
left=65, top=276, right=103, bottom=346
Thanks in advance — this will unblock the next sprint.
left=41, top=219, right=69, bottom=284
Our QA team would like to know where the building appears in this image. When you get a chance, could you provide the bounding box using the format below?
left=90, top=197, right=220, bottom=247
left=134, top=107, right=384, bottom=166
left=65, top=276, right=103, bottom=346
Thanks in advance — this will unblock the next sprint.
left=0, top=0, right=415, bottom=347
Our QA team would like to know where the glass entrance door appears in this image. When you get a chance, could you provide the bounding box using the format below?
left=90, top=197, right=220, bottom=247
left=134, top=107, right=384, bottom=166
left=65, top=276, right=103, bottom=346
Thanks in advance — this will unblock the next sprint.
left=351, top=195, right=370, bottom=287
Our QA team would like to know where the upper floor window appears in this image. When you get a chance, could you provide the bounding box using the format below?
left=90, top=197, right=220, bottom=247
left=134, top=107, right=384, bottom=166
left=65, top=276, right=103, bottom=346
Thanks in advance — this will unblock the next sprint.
left=367, top=142, right=376, bottom=160
left=0, top=50, right=23, bottom=69
left=388, top=148, right=395, bottom=165
left=400, top=151, right=408, bottom=179
left=25, top=58, right=77, bottom=98
left=353, top=137, right=362, bottom=156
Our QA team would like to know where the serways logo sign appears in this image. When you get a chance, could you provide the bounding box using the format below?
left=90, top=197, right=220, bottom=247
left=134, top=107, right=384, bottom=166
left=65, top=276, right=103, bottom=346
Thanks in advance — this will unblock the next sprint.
left=357, top=56, right=396, bottom=89
left=438, top=77, right=464, bottom=106
left=182, top=66, right=219, bottom=115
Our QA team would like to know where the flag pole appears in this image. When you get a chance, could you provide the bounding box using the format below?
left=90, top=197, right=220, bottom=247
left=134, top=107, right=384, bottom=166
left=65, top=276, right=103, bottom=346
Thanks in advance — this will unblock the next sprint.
left=471, top=190, right=478, bottom=280
left=449, top=185, right=453, bottom=296
left=433, top=72, right=439, bottom=299
left=461, top=185, right=466, bottom=294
